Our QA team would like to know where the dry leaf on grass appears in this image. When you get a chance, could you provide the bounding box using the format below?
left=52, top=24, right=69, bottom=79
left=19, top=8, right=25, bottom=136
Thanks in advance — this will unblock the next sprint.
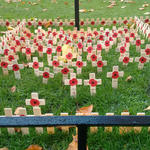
left=14, top=107, right=23, bottom=115
left=143, top=4, right=149, bottom=7
left=11, top=86, right=16, bottom=93
left=42, top=9, right=48, bottom=12
left=26, top=145, right=42, bottom=150
left=125, top=76, right=132, bottom=82
left=76, top=104, right=93, bottom=114
left=88, top=9, right=94, bottom=12
left=0, top=148, right=8, bottom=150
left=64, top=1, right=68, bottom=5
left=144, top=106, right=150, bottom=111
left=79, top=9, right=87, bottom=13
left=139, top=8, right=144, bottom=10
left=144, top=12, right=150, bottom=15
left=121, top=6, right=126, bottom=9
left=67, top=135, right=88, bottom=150
left=107, top=5, right=114, bottom=8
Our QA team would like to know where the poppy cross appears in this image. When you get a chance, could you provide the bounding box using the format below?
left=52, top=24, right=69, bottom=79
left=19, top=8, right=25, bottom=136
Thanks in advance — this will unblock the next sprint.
left=26, top=92, right=45, bottom=107
left=72, top=56, right=86, bottom=74
left=92, top=56, right=107, bottom=72
left=119, top=53, right=133, bottom=66
left=22, top=46, right=35, bottom=61
left=64, top=73, right=82, bottom=98
left=107, top=66, right=124, bottom=88
left=0, top=56, right=9, bottom=75
left=8, top=59, right=24, bottom=79
left=29, top=57, right=43, bottom=76
left=84, top=73, right=102, bottom=95
left=39, top=67, right=54, bottom=84
left=135, top=52, right=150, bottom=69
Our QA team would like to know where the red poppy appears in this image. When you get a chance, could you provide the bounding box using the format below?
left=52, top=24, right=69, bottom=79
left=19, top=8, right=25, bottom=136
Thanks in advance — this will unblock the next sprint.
left=4, top=49, right=9, bottom=55
left=73, top=34, right=77, bottom=39
left=120, top=46, right=126, bottom=53
left=33, top=62, right=39, bottom=69
left=38, top=36, right=42, bottom=40
left=0, top=62, right=8, bottom=68
left=105, top=41, right=110, bottom=47
left=47, top=48, right=52, bottom=54
left=59, top=34, right=63, bottom=40
left=59, top=22, right=63, bottom=26
left=97, top=61, right=103, bottom=67
left=16, top=40, right=21, bottom=46
left=87, top=46, right=93, bottom=53
left=38, top=45, right=43, bottom=52
left=66, top=40, right=71, bottom=44
left=30, top=99, right=40, bottom=106
left=61, top=67, right=69, bottom=74
left=76, top=61, right=83, bottom=68
left=145, top=48, right=150, bottom=55
left=17, top=21, right=20, bottom=25
left=26, top=48, right=31, bottom=55
left=6, top=21, right=10, bottom=26
left=123, top=20, right=128, bottom=24
left=124, top=28, right=128, bottom=33
left=136, top=40, right=141, bottom=46
left=8, top=55, right=15, bottom=61
left=139, top=57, right=147, bottom=63
left=26, top=33, right=32, bottom=38
left=56, top=46, right=62, bottom=52
left=145, top=19, right=149, bottom=23
left=80, top=36, right=85, bottom=42
left=91, top=21, right=95, bottom=25
left=77, top=42, right=83, bottom=49
left=101, top=21, right=105, bottom=25
left=125, top=37, right=130, bottom=43
left=94, top=31, right=98, bottom=36
left=105, top=32, right=109, bottom=37
left=52, top=60, right=59, bottom=67
left=80, top=21, right=84, bottom=26
left=112, top=71, right=119, bottom=79
left=52, top=32, right=57, bottom=37
left=89, top=79, right=97, bottom=87
left=38, top=21, right=42, bottom=26
left=113, top=33, right=118, bottom=38
left=97, top=44, right=102, bottom=51
left=49, top=21, right=53, bottom=26
left=123, top=57, right=129, bottom=63
left=10, top=47, right=16, bottom=53
left=48, top=40, right=53, bottom=45
left=68, top=21, right=73, bottom=26
left=109, top=37, right=113, bottom=41
left=113, top=20, right=117, bottom=25
left=12, top=64, right=19, bottom=71
left=69, top=78, right=78, bottom=86
left=20, top=37, right=25, bottom=41
left=91, top=54, right=97, bottom=61
left=66, top=52, right=73, bottom=60
left=130, top=33, right=135, bottom=38
left=43, top=72, right=50, bottom=78
left=28, top=21, right=32, bottom=26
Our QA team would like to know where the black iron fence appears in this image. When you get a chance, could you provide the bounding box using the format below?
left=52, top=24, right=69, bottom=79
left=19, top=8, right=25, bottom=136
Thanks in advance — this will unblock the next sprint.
left=0, top=115, right=150, bottom=150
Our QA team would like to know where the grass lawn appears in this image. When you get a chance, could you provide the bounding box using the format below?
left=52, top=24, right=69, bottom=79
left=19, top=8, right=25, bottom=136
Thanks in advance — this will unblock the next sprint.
left=0, top=0, right=150, bottom=150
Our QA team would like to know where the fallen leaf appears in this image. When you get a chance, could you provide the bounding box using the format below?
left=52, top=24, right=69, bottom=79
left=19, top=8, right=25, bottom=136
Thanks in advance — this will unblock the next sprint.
left=88, top=9, right=94, bottom=12
left=0, top=148, right=8, bottom=150
left=121, top=6, right=126, bottom=9
left=79, top=9, right=87, bottom=13
left=107, top=5, right=114, bottom=8
left=14, top=107, right=23, bottom=115
left=144, top=12, right=150, bottom=15
left=139, top=8, right=144, bottom=10
left=64, top=1, right=68, bottom=5
left=23, top=62, right=29, bottom=67
left=26, top=145, right=42, bottom=150
left=31, top=2, right=38, bottom=5
left=42, top=9, right=47, bottom=12
left=76, top=105, right=93, bottom=114
left=21, top=1, right=25, bottom=5
left=125, top=76, right=132, bottom=82
left=143, top=4, right=149, bottom=7
left=14, top=128, right=21, bottom=132
left=11, top=86, right=16, bottom=93
left=144, top=106, right=150, bottom=111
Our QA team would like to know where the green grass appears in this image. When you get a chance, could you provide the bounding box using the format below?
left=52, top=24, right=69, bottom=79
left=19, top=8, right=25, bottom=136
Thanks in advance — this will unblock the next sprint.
left=0, top=0, right=150, bottom=150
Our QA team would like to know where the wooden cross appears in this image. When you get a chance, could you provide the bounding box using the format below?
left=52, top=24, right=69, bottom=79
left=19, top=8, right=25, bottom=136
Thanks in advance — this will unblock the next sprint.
left=64, top=73, right=82, bottom=98
left=134, top=38, right=145, bottom=52
left=0, top=56, right=9, bottom=75
left=26, top=92, right=45, bottom=107
left=29, top=57, right=43, bottom=76
left=92, top=56, right=107, bottom=72
left=39, top=67, right=54, bottom=84
left=72, top=56, right=86, bottom=74
left=119, top=53, right=133, bottom=66
left=84, top=73, right=102, bottom=95
left=48, top=56, right=63, bottom=73
left=107, top=66, right=124, bottom=88
left=7, top=51, right=19, bottom=64
left=141, top=44, right=150, bottom=56
left=135, top=52, right=150, bottom=69
left=22, top=46, right=35, bottom=61
left=8, top=59, right=24, bottom=79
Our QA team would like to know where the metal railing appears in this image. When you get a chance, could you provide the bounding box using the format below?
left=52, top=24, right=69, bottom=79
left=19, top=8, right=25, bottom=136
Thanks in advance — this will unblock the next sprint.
left=0, top=115, right=150, bottom=150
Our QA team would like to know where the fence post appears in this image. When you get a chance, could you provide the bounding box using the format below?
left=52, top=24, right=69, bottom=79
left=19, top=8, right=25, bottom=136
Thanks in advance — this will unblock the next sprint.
left=74, top=0, right=80, bottom=30
left=78, top=125, right=87, bottom=150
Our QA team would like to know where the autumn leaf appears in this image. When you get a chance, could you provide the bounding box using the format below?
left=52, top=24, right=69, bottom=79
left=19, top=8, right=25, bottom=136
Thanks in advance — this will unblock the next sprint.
left=125, top=76, right=132, bottom=82
left=144, top=106, right=150, bottom=111
left=11, top=86, right=16, bottom=93
left=42, top=9, right=48, bottom=12
left=64, top=1, right=68, bottom=5
left=26, top=145, right=42, bottom=150
left=76, top=105, right=93, bottom=114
